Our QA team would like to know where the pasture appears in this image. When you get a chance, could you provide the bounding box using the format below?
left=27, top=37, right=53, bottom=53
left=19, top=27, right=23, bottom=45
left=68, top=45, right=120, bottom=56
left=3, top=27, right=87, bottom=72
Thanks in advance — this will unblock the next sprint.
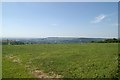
left=2, top=43, right=118, bottom=78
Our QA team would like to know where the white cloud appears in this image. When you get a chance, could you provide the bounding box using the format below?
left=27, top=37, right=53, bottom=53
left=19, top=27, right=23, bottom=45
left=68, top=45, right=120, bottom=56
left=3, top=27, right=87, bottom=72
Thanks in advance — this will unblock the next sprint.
left=91, top=14, right=107, bottom=23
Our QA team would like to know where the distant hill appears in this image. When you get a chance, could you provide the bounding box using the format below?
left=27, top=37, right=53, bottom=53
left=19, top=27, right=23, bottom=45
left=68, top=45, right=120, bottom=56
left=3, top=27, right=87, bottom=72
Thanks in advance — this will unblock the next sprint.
left=2, top=37, right=106, bottom=44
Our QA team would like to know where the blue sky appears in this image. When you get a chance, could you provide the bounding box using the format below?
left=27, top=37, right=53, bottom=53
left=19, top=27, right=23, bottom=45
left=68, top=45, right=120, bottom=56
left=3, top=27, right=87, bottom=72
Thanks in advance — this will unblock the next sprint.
left=2, top=2, right=118, bottom=38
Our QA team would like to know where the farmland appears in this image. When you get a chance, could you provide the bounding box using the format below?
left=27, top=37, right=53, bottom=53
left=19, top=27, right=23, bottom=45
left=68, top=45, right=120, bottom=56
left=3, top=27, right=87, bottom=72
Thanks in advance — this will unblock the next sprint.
left=2, top=43, right=118, bottom=78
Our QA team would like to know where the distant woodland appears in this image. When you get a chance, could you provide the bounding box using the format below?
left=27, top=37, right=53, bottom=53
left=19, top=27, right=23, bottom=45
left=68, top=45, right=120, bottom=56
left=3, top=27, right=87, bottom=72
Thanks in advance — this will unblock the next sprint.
left=2, top=38, right=120, bottom=45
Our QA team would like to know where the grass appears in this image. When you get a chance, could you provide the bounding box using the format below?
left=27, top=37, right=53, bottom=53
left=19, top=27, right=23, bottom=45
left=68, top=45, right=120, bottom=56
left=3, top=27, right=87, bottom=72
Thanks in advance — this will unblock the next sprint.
left=2, top=43, right=118, bottom=78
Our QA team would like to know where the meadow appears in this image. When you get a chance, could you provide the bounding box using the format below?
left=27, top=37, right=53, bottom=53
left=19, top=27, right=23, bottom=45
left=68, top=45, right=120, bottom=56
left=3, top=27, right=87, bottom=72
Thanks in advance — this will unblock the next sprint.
left=2, top=43, right=118, bottom=78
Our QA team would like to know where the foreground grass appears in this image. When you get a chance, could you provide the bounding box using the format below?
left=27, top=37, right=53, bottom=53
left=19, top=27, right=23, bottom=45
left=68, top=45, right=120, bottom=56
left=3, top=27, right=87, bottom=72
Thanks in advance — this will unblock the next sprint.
left=2, top=43, right=118, bottom=78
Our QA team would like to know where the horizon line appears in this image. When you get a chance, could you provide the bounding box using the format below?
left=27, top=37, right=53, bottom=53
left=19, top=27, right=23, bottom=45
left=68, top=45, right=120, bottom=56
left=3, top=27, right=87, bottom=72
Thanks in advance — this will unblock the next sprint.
left=1, top=36, right=118, bottom=39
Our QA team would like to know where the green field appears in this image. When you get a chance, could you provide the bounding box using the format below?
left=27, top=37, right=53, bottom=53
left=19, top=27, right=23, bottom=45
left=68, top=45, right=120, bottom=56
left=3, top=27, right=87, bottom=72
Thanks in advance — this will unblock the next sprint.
left=2, top=43, right=118, bottom=78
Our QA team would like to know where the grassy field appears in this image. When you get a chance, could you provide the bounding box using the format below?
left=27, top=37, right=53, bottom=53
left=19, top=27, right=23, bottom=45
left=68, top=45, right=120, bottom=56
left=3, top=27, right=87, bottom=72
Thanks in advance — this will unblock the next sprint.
left=2, top=43, right=118, bottom=78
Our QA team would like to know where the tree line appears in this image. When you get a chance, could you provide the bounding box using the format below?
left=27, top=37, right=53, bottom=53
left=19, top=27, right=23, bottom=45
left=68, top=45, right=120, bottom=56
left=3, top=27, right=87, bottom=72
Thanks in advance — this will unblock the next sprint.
left=2, top=38, right=120, bottom=45
left=91, top=38, right=120, bottom=43
left=2, top=39, right=25, bottom=45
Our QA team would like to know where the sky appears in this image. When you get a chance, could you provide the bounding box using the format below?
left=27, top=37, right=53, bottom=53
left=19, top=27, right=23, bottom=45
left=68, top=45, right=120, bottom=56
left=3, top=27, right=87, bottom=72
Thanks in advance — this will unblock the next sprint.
left=2, top=2, right=118, bottom=38
left=1, top=0, right=120, bottom=2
